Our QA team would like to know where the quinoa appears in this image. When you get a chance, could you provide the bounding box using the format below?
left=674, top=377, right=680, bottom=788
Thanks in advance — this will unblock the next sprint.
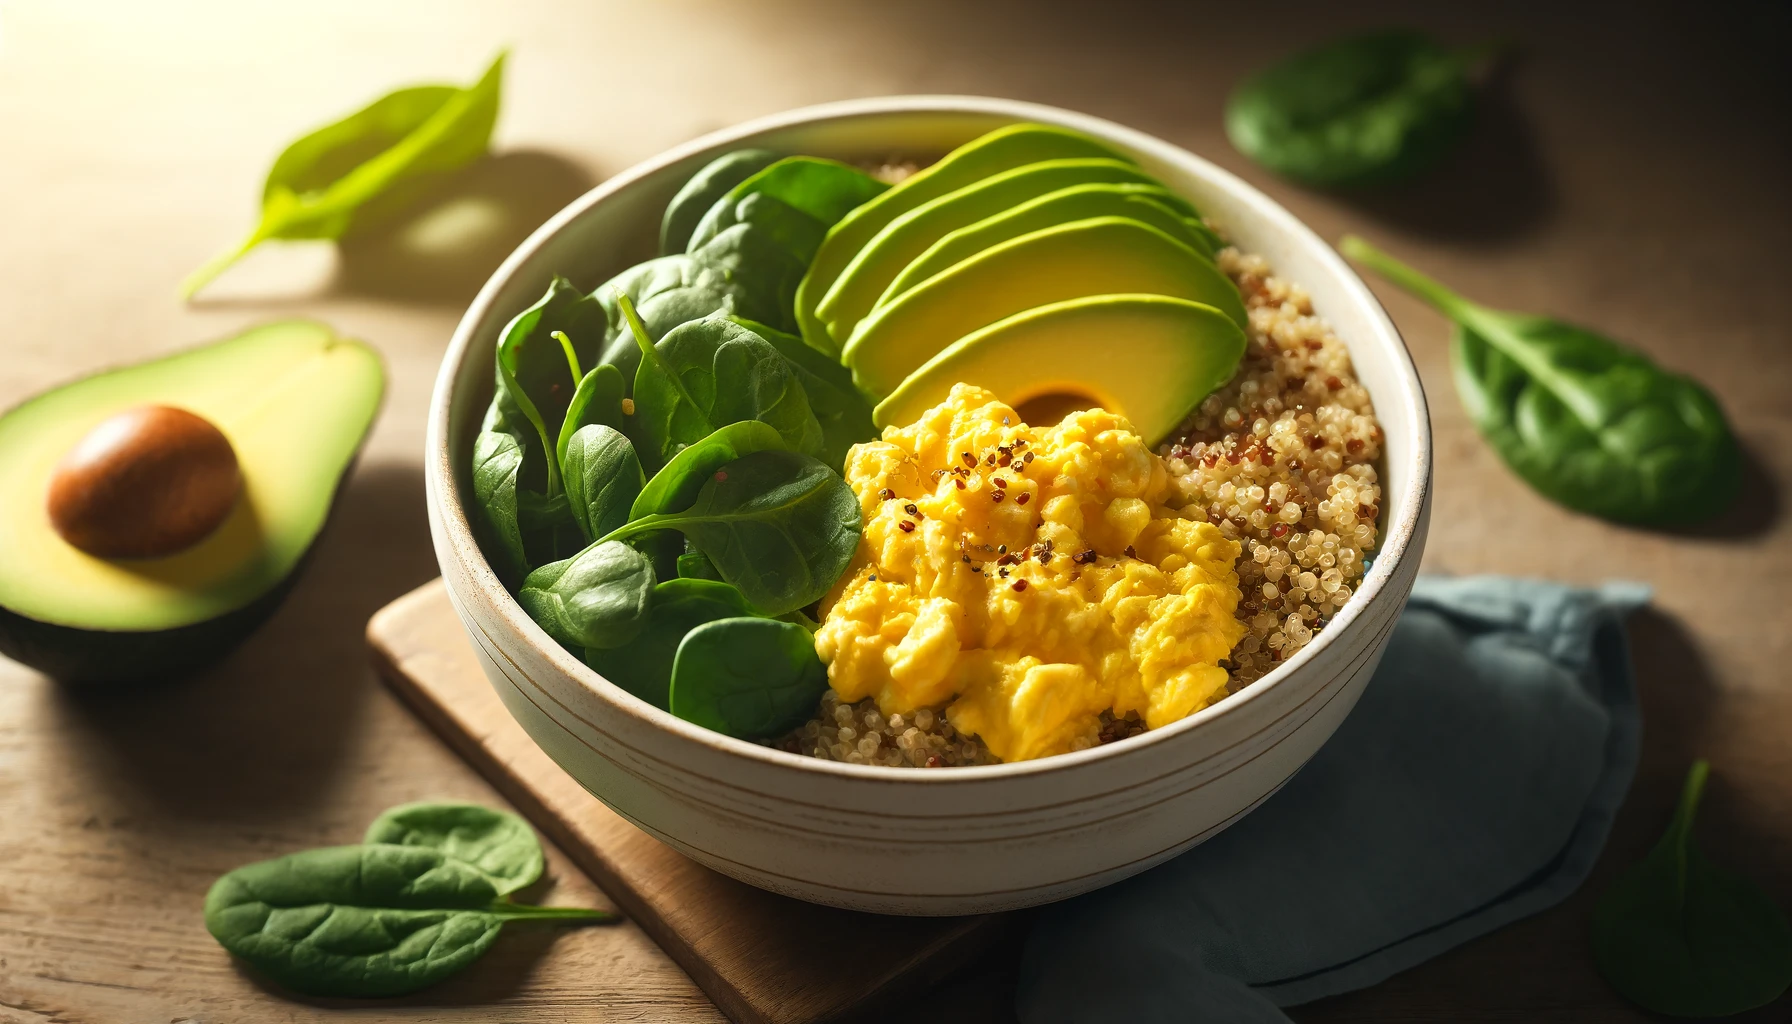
left=774, top=245, right=1383, bottom=764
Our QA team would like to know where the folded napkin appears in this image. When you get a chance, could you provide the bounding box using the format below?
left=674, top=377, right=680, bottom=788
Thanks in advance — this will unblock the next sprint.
left=1017, top=575, right=1650, bottom=1022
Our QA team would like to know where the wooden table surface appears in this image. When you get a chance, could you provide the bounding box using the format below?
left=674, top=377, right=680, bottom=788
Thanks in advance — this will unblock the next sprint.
left=2, top=2, right=1787, bottom=1021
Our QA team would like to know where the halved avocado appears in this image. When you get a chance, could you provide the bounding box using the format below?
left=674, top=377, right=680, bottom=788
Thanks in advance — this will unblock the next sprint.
left=0, top=321, right=383, bottom=682
left=873, top=294, right=1245, bottom=444
left=843, top=216, right=1247, bottom=398
left=815, top=158, right=1188, bottom=343
left=796, top=122, right=1127, bottom=354
left=879, top=183, right=1222, bottom=306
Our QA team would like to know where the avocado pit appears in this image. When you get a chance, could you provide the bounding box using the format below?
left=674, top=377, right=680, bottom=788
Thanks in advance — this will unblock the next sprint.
left=47, top=405, right=241, bottom=559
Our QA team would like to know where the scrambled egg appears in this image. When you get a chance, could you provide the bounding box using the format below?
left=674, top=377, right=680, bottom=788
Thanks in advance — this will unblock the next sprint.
left=815, top=384, right=1246, bottom=762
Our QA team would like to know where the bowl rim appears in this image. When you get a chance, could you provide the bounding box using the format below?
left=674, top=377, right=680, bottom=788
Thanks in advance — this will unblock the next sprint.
left=427, top=93, right=1431, bottom=786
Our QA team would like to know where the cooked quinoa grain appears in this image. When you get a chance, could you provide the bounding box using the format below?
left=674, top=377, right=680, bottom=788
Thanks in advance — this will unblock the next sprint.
left=775, top=245, right=1383, bottom=764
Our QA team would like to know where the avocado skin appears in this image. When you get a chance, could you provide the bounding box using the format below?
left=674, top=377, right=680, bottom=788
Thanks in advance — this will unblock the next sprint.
left=0, top=567, right=300, bottom=684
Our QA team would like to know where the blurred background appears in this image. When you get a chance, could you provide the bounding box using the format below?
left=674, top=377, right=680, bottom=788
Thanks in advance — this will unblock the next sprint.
left=0, top=1, right=1786, bottom=1021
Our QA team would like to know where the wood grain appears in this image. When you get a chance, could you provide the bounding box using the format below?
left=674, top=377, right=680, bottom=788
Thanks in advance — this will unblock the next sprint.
left=367, top=581, right=1007, bottom=1024
left=0, top=1, right=1787, bottom=1022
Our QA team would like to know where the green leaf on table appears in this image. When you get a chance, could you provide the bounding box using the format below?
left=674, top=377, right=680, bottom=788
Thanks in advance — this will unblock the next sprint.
left=584, top=578, right=758, bottom=709
left=561, top=424, right=643, bottom=543
left=1341, top=236, right=1741, bottom=526
left=1591, top=760, right=1792, bottom=1017
left=182, top=52, right=506, bottom=299
left=518, top=539, right=656, bottom=650
left=668, top=617, right=828, bottom=739
left=204, top=844, right=613, bottom=998
left=363, top=802, right=543, bottom=896
left=660, top=148, right=781, bottom=255
left=1226, top=32, right=1487, bottom=188
left=605, top=448, right=860, bottom=616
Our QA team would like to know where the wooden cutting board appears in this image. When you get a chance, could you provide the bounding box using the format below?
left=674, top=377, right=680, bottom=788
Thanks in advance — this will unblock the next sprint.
left=366, top=579, right=1012, bottom=1024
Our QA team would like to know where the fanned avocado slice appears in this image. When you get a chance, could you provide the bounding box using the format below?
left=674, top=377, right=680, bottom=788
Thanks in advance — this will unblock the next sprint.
left=795, top=122, right=1128, bottom=355
left=0, top=321, right=384, bottom=682
left=874, top=294, right=1246, bottom=445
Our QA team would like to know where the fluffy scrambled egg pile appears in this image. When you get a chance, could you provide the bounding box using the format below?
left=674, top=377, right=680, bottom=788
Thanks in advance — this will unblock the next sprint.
left=815, top=384, right=1246, bottom=762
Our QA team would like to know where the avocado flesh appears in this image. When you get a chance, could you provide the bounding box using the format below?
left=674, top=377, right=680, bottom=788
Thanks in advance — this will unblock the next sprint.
left=816, top=158, right=1187, bottom=344
left=795, top=122, right=1127, bottom=355
left=874, top=294, right=1246, bottom=445
left=844, top=217, right=1247, bottom=399
left=879, top=184, right=1221, bottom=307
left=0, top=321, right=382, bottom=677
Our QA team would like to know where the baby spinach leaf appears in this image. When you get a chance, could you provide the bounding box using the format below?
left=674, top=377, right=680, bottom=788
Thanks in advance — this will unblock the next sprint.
left=1342, top=236, right=1741, bottom=525
left=584, top=578, right=758, bottom=709
left=471, top=426, right=529, bottom=584
left=562, top=425, right=644, bottom=543
left=660, top=148, right=781, bottom=255
left=630, top=419, right=788, bottom=521
left=676, top=549, right=724, bottom=581
left=1592, top=760, right=1792, bottom=1017
left=727, top=316, right=877, bottom=470
left=204, top=843, right=613, bottom=997
left=182, top=52, right=505, bottom=299
left=496, top=277, right=610, bottom=492
left=363, top=802, right=543, bottom=896
left=518, top=539, right=656, bottom=650
left=624, top=304, right=823, bottom=471
left=604, top=449, right=861, bottom=616
left=1227, top=32, right=1484, bottom=188
left=556, top=363, right=627, bottom=470
left=516, top=488, right=586, bottom=569
left=686, top=156, right=889, bottom=256
left=668, top=617, right=828, bottom=739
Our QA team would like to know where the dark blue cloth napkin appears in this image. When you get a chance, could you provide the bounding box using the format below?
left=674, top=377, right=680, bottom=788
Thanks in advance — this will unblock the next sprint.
left=1017, top=575, right=1650, bottom=1022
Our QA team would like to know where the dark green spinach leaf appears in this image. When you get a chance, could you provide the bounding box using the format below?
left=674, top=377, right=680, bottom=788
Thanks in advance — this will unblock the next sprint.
left=471, top=424, right=529, bottom=584
left=660, top=148, right=781, bottom=255
left=623, top=303, right=823, bottom=471
left=363, top=802, right=543, bottom=896
left=676, top=549, right=724, bottom=581
left=556, top=363, right=627, bottom=470
left=516, top=488, right=586, bottom=569
left=584, top=578, right=757, bottom=709
left=686, top=156, right=889, bottom=256
left=495, top=278, right=609, bottom=491
left=517, top=539, right=656, bottom=650
left=1342, top=236, right=1740, bottom=525
left=604, top=449, right=860, bottom=616
left=630, top=419, right=787, bottom=520
left=1227, top=32, right=1483, bottom=188
left=204, top=844, right=612, bottom=997
left=561, top=425, right=644, bottom=543
left=1592, top=760, right=1792, bottom=1016
left=668, top=617, right=828, bottom=739
left=727, top=316, right=877, bottom=470
left=182, top=53, right=505, bottom=299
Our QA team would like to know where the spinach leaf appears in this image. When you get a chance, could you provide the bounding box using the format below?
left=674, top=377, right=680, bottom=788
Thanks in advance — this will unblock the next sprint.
left=1341, top=236, right=1741, bottom=525
left=562, top=425, right=644, bottom=543
left=518, top=539, right=656, bottom=650
left=630, top=419, right=788, bottom=520
left=668, top=617, right=828, bottom=739
left=496, top=277, right=610, bottom=492
left=660, top=148, right=780, bottom=255
left=686, top=156, right=888, bottom=256
left=1226, top=32, right=1484, bottom=188
left=727, top=316, right=877, bottom=470
left=556, top=362, right=626, bottom=470
left=1592, top=760, right=1792, bottom=1016
left=182, top=53, right=504, bottom=299
left=204, top=844, right=612, bottom=997
left=363, top=802, right=543, bottom=896
left=624, top=304, right=823, bottom=471
left=604, top=449, right=860, bottom=616
left=677, top=549, right=724, bottom=581
left=471, top=425, right=529, bottom=584
left=516, top=488, right=586, bottom=569
left=584, top=578, right=757, bottom=709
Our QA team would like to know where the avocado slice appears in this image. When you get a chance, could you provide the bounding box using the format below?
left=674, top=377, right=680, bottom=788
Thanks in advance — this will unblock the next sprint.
left=795, top=123, right=1127, bottom=355
left=0, top=321, right=383, bottom=682
left=815, top=158, right=1190, bottom=344
left=874, top=294, right=1245, bottom=444
left=879, top=183, right=1222, bottom=307
left=843, top=217, right=1247, bottom=399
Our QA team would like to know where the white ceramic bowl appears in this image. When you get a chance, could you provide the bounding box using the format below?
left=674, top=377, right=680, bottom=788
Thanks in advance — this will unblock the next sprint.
left=426, top=96, right=1432, bottom=916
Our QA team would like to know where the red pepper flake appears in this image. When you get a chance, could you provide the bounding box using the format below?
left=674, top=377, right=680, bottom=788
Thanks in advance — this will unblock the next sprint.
left=985, top=452, right=998, bottom=466
left=904, top=503, right=919, bottom=516
left=1271, top=523, right=1289, bottom=538
left=1260, top=449, right=1275, bottom=465
left=926, top=755, right=943, bottom=768
left=1307, top=435, right=1326, bottom=450
left=1023, top=451, right=1035, bottom=463
left=1304, top=339, right=1323, bottom=351
left=1012, top=579, right=1028, bottom=592
left=1346, top=438, right=1365, bottom=454
left=898, top=520, right=916, bottom=533
left=1357, top=504, right=1373, bottom=519
left=961, top=452, right=976, bottom=468
left=1124, top=545, right=1136, bottom=559
left=991, top=491, right=1005, bottom=503
left=997, top=451, right=1012, bottom=467
left=1015, top=492, right=1031, bottom=505
left=1326, top=375, right=1343, bottom=391
left=992, top=477, right=1006, bottom=489
left=954, top=478, right=966, bottom=490
left=715, top=470, right=728, bottom=482
left=878, top=487, right=895, bottom=500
